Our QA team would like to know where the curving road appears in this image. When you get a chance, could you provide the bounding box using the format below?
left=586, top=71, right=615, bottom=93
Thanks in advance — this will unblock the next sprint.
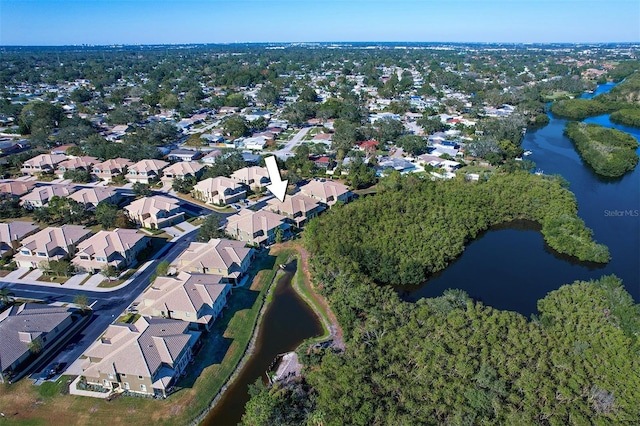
left=1, top=228, right=200, bottom=377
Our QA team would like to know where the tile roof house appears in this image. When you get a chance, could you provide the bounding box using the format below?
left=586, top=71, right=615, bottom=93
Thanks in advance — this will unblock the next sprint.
left=50, top=144, right=77, bottom=155
left=160, top=162, right=205, bottom=184
left=20, top=154, right=67, bottom=176
left=138, top=272, right=231, bottom=331
left=299, top=179, right=354, bottom=207
left=0, top=221, right=40, bottom=258
left=69, top=187, right=121, bottom=210
left=0, top=180, right=36, bottom=197
left=72, top=229, right=149, bottom=273
left=192, top=177, right=246, bottom=206
left=126, top=159, right=169, bottom=184
left=19, top=184, right=77, bottom=209
left=0, top=304, right=75, bottom=383
left=92, top=158, right=134, bottom=183
left=14, top=225, right=92, bottom=269
left=124, top=195, right=184, bottom=229
left=167, top=149, right=202, bottom=162
left=173, top=238, right=254, bottom=285
left=230, top=166, right=270, bottom=190
left=224, top=209, right=291, bottom=246
left=266, top=193, right=325, bottom=227
left=200, top=150, right=223, bottom=165
left=80, top=316, right=201, bottom=397
left=55, top=156, right=98, bottom=178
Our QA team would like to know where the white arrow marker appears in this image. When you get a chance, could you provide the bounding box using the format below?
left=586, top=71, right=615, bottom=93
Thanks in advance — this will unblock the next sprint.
left=265, top=156, right=288, bottom=202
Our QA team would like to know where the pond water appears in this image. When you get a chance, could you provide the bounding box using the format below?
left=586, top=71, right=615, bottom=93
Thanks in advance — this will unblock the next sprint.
left=202, top=261, right=323, bottom=426
left=404, top=81, right=640, bottom=315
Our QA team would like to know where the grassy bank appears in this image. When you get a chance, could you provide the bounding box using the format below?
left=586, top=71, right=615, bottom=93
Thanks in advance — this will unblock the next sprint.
left=0, top=249, right=291, bottom=426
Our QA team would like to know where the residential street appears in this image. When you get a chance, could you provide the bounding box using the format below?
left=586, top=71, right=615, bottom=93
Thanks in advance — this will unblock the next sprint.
left=273, top=127, right=312, bottom=160
left=0, top=228, right=201, bottom=378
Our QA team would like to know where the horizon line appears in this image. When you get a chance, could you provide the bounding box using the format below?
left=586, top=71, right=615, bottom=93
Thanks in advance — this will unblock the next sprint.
left=2, top=40, right=639, bottom=48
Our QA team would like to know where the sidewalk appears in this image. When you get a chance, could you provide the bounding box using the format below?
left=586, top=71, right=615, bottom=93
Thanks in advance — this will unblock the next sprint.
left=1, top=226, right=199, bottom=293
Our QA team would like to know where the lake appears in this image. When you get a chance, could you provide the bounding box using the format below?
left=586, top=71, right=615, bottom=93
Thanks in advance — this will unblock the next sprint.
left=202, top=261, right=323, bottom=426
left=404, top=82, right=640, bottom=315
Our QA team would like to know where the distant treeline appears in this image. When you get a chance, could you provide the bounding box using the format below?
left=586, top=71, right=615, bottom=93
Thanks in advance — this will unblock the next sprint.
left=551, top=70, right=640, bottom=121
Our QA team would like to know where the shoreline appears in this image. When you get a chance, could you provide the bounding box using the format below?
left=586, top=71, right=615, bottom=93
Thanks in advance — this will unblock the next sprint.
left=187, top=252, right=292, bottom=426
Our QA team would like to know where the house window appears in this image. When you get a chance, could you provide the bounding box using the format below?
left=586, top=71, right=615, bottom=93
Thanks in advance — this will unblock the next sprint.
left=124, top=382, right=130, bottom=390
left=185, top=312, right=190, bottom=317
left=108, top=373, right=114, bottom=379
left=103, top=380, right=109, bottom=388
left=37, top=252, right=47, bottom=257
left=121, top=373, right=126, bottom=378
left=96, top=257, right=107, bottom=262
left=138, top=376, right=143, bottom=380
left=21, top=249, right=30, bottom=255
left=80, top=255, right=89, bottom=260
left=140, top=384, right=147, bottom=392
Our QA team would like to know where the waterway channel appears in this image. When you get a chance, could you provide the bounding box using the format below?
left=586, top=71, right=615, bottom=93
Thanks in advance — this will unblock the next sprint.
left=404, top=82, right=640, bottom=315
left=202, top=261, right=323, bottom=426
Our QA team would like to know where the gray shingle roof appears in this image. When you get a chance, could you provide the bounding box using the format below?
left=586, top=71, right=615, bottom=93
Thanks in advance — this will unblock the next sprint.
left=0, top=304, right=72, bottom=371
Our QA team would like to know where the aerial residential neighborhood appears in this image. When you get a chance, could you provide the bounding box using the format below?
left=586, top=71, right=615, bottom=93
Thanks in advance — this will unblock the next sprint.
left=0, top=33, right=638, bottom=426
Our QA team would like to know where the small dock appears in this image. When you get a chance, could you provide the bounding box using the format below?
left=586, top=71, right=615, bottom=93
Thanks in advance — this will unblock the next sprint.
left=269, top=352, right=302, bottom=384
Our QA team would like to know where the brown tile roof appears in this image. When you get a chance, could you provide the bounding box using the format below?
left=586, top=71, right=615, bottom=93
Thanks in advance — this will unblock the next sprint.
left=139, top=272, right=229, bottom=325
left=0, top=180, right=36, bottom=197
left=69, top=187, right=118, bottom=206
left=82, top=317, right=199, bottom=386
left=124, top=195, right=181, bottom=218
left=175, top=238, right=252, bottom=277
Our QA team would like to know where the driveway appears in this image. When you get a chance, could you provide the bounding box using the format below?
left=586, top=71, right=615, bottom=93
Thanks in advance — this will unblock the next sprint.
left=2, top=228, right=202, bottom=380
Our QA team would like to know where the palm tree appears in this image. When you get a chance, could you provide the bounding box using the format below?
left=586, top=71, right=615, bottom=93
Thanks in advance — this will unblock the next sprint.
left=0, top=286, right=14, bottom=308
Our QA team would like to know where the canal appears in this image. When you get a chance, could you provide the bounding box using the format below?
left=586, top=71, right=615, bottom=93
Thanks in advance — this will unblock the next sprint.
left=202, top=261, right=323, bottom=426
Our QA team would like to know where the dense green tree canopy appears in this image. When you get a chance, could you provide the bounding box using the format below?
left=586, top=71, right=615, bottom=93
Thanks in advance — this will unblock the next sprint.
left=564, top=122, right=639, bottom=177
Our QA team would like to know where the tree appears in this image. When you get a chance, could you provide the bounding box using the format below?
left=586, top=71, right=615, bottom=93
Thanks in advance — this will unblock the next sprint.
left=100, top=265, right=119, bottom=281
left=298, top=86, right=318, bottom=102
left=375, top=117, right=404, bottom=144
left=63, top=168, right=92, bottom=183
left=396, top=135, right=428, bottom=156
left=0, top=286, right=14, bottom=307
left=0, top=194, right=25, bottom=219
left=256, top=84, right=280, bottom=105
left=197, top=214, right=225, bottom=242
left=172, top=176, right=197, bottom=194
left=275, top=226, right=284, bottom=243
left=114, top=211, right=136, bottom=229
left=28, top=336, right=43, bottom=354
left=223, top=116, right=250, bottom=139
left=155, top=260, right=170, bottom=277
left=42, top=260, right=75, bottom=277
left=73, top=293, right=89, bottom=312
left=70, top=87, right=93, bottom=103
left=132, top=182, right=152, bottom=197
left=95, top=202, right=118, bottom=229
left=417, top=116, right=447, bottom=135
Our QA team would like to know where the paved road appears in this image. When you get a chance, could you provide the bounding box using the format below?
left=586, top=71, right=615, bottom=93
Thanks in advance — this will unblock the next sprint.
left=1, top=228, right=200, bottom=378
left=273, top=127, right=312, bottom=160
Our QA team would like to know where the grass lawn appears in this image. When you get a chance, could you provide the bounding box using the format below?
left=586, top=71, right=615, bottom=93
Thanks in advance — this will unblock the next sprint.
left=36, top=275, right=68, bottom=284
left=98, top=270, right=135, bottom=288
left=0, top=249, right=291, bottom=426
left=0, top=215, right=41, bottom=224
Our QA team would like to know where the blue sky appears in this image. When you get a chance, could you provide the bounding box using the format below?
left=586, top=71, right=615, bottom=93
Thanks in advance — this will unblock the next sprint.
left=1, top=0, right=638, bottom=45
